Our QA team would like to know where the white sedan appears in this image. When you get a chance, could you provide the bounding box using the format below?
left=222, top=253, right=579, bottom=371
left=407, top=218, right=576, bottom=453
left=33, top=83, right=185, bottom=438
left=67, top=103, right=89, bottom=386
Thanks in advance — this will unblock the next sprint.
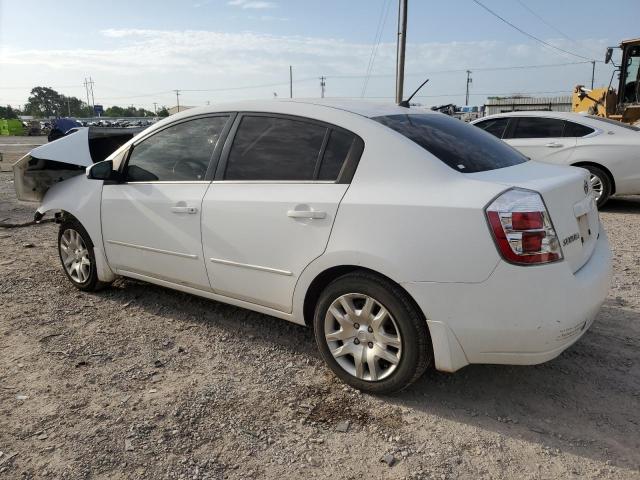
left=14, top=100, right=612, bottom=393
left=472, top=111, right=640, bottom=207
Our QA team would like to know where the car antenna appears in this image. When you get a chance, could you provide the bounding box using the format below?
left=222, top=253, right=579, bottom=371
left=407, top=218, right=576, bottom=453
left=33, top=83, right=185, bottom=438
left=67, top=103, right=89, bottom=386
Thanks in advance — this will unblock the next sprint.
left=399, top=78, right=429, bottom=108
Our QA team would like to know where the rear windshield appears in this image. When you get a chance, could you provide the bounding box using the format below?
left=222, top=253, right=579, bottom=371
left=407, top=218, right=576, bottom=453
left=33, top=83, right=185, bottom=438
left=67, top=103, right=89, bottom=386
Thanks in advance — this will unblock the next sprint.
left=372, top=113, right=528, bottom=173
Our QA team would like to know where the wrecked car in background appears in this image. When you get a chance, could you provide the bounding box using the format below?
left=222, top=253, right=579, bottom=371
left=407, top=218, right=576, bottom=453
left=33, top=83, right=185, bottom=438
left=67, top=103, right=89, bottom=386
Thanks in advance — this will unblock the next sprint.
left=13, top=126, right=145, bottom=203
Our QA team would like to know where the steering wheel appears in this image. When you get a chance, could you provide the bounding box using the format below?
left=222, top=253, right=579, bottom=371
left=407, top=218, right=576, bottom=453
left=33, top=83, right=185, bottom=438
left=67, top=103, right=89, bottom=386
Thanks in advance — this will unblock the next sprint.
left=171, top=158, right=206, bottom=180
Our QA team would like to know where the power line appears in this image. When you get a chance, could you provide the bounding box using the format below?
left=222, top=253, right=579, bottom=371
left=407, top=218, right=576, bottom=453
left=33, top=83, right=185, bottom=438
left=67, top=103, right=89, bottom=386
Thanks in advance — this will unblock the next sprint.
left=515, top=0, right=603, bottom=60
left=327, top=60, right=592, bottom=79
left=471, top=0, right=593, bottom=61
left=361, top=0, right=393, bottom=97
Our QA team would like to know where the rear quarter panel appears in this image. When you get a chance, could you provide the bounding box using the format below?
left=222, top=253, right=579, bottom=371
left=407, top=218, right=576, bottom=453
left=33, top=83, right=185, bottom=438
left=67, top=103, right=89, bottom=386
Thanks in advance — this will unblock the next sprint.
left=292, top=125, right=506, bottom=322
left=572, top=140, right=640, bottom=195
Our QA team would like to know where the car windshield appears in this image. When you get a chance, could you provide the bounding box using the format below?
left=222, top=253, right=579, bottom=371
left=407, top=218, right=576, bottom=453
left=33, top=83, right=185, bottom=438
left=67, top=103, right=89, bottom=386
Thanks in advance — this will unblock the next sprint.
left=586, top=115, right=640, bottom=132
left=372, top=113, right=528, bottom=173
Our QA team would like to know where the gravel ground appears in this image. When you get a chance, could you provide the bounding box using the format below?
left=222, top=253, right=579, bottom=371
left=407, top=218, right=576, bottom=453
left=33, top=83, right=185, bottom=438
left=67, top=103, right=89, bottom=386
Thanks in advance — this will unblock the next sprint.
left=0, top=170, right=639, bottom=480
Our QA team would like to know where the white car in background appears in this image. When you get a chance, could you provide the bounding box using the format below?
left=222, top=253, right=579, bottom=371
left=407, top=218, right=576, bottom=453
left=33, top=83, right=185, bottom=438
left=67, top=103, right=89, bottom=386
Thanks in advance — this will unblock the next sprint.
left=14, top=100, right=612, bottom=393
left=472, top=111, right=640, bottom=207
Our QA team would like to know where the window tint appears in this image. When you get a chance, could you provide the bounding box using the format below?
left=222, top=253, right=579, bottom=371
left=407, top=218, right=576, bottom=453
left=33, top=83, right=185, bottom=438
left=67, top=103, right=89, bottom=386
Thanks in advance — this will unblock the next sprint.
left=475, top=118, right=509, bottom=138
left=318, top=129, right=354, bottom=180
left=225, top=116, right=327, bottom=181
left=125, top=117, right=228, bottom=182
left=372, top=114, right=527, bottom=173
left=512, top=117, right=564, bottom=139
left=563, top=121, right=594, bottom=137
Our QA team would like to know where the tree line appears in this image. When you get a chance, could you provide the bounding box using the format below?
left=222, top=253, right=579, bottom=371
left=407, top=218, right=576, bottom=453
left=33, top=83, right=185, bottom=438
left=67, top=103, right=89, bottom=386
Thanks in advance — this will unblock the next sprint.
left=1, top=87, right=170, bottom=119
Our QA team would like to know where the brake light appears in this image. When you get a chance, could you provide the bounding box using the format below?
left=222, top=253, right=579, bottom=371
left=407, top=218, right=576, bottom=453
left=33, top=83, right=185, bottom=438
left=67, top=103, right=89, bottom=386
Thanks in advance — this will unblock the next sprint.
left=486, top=188, right=563, bottom=265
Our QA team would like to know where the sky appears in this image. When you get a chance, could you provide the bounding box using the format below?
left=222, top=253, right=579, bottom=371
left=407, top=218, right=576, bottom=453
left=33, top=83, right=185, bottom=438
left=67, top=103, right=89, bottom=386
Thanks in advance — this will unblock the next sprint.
left=0, top=0, right=639, bottom=111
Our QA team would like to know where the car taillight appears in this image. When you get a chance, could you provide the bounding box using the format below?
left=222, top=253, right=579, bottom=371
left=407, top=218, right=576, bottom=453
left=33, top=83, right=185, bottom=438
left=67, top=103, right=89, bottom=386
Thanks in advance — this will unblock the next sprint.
left=486, top=188, right=563, bottom=265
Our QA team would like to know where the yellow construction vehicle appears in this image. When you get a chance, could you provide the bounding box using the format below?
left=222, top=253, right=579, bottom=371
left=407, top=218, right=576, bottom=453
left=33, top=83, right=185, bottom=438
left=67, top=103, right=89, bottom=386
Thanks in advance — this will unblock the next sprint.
left=572, top=38, right=640, bottom=125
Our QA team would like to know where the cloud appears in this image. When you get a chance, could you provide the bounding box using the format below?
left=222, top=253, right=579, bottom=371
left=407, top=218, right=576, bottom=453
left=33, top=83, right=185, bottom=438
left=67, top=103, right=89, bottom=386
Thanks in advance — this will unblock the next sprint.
left=0, top=28, right=610, bottom=107
left=227, top=0, right=276, bottom=9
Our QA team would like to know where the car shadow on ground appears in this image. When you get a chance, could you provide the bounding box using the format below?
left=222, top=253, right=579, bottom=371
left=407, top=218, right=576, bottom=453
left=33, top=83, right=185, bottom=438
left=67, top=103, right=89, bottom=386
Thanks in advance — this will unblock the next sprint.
left=105, top=279, right=640, bottom=472
left=600, top=195, right=640, bottom=214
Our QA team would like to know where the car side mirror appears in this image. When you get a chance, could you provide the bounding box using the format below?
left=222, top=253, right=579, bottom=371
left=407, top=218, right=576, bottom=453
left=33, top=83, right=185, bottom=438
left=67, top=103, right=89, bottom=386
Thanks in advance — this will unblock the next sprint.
left=87, top=160, right=119, bottom=181
left=605, top=47, right=613, bottom=64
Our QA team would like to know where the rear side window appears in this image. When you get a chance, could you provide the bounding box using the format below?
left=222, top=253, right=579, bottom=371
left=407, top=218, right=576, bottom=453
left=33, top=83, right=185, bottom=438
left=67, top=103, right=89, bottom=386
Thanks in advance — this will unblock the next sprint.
left=563, top=121, right=594, bottom=137
left=318, top=129, right=354, bottom=180
left=372, top=114, right=527, bottom=173
left=225, top=116, right=326, bottom=181
left=125, top=116, right=228, bottom=182
left=512, top=117, right=564, bottom=138
left=475, top=118, right=509, bottom=139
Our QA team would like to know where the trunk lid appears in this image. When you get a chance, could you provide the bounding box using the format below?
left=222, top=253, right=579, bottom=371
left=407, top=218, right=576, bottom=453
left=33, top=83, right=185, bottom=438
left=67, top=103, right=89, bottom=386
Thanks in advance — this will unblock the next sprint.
left=469, top=161, right=599, bottom=273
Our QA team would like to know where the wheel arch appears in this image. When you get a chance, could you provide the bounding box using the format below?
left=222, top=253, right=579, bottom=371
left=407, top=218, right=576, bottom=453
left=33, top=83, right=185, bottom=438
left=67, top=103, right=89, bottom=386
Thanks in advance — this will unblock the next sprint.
left=571, top=161, right=616, bottom=195
left=302, top=265, right=427, bottom=331
left=39, top=175, right=116, bottom=283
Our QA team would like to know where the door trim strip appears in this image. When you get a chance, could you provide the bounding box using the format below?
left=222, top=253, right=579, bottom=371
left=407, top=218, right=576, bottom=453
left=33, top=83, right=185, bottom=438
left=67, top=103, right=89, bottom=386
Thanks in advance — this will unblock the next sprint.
left=107, top=240, right=199, bottom=259
left=209, top=257, right=293, bottom=276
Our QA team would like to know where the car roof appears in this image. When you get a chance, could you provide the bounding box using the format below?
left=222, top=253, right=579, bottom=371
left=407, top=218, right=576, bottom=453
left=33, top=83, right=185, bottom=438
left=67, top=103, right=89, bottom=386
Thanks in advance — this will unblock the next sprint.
left=168, top=98, right=435, bottom=120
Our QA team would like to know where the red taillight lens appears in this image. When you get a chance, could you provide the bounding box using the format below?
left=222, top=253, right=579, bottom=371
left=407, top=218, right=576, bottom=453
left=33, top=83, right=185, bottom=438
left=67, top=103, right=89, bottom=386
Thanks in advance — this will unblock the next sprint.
left=511, top=211, right=543, bottom=230
left=486, top=189, right=563, bottom=266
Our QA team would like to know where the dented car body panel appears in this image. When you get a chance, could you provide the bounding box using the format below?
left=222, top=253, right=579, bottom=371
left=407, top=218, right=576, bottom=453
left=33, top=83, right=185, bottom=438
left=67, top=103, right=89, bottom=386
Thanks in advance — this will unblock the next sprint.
left=13, top=126, right=144, bottom=203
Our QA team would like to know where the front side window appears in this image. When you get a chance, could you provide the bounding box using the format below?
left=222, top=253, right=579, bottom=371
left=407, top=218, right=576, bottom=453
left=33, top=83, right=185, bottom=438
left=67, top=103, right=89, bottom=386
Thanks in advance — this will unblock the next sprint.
left=475, top=117, right=509, bottom=139
left=373, top=114, right=527, bottom=173
left=125, top=116, right=228, bottom=182
left=511, top=117, right=565, bottom=139
left=225, top=116, right=327, bottom=181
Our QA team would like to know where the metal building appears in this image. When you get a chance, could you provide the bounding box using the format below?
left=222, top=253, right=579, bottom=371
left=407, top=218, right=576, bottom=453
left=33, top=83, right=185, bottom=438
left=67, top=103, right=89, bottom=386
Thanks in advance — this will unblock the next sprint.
left=484, top=95, right=572, bottom=116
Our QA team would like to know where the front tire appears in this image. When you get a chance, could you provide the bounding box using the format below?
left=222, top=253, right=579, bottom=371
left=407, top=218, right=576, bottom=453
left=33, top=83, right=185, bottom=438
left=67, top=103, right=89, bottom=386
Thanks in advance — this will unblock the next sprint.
left=313, top=272, right=432, bottom=394
left=58, top=219, right=106, bottom=292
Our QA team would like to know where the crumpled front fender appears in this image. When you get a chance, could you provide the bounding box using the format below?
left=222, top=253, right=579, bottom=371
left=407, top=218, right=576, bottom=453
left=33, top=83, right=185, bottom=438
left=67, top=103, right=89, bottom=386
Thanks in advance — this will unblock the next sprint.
left=39, top=174, right=115, bottom=283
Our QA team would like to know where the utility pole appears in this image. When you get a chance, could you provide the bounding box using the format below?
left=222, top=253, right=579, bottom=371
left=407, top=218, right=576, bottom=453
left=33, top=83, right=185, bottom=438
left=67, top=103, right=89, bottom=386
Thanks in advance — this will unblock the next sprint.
left=84, top=78, right=91, bottom=116
left=174, top=90, right=181, bottom=112
left=289, top=65, right=293, bottom=99
left=67, top=97, right=71, bottom=117
left=591, top=60, right=596, bottom=89
left=88, top=77, right=95, bottom=111
left=153, top=102, right=158, bottom=115
left=319, top=76, right=326, bottom=98
left=395, top=0, right=408, bottom=104
left=465, top=70, right=472, bottom=106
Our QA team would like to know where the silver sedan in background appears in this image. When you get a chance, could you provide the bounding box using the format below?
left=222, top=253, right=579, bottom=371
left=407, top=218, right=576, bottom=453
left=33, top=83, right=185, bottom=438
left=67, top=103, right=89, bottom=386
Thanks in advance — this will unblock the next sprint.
left=472, top=111, right=640, bottom=207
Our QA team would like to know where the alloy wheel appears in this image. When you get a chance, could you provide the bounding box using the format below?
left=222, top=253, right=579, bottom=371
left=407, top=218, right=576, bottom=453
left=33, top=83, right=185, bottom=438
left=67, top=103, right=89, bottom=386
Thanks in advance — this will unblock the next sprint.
left=324, top=293, right=402, bottom=381
left=590, top=173, right=603, bottom=201
left=60, top=229, right=91, bottom=284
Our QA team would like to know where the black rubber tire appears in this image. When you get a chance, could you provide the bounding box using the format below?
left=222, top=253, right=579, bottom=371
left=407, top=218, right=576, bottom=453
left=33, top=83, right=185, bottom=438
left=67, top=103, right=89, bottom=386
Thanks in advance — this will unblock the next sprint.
left=585, top=165, right=612, bottom=208
left=57, top=219, right=109, bottom=292
left=313, top=271, right=432, bottom=394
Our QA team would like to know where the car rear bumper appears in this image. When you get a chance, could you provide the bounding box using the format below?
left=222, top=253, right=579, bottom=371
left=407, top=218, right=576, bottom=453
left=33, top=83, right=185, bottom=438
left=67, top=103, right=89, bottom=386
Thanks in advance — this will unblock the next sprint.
left=403, top=225, right=612, bottom=372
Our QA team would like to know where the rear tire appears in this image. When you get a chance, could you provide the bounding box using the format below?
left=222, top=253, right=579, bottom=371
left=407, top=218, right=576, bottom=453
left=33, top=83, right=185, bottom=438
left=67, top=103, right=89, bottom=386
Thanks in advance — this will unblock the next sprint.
left=57, top=219, right=109, bottom=292
left=584, top=165, right=612, bottom=208
left=313, top=271, right=432, bottom=394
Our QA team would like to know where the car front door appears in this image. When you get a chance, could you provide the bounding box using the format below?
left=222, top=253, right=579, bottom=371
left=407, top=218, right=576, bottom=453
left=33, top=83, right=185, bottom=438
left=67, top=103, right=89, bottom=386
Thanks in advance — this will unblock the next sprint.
left=101, top=115, right=232, bottom=290
left=201, top=113, right=362, bottom=312
left=504, top=116, right=577, bottom=165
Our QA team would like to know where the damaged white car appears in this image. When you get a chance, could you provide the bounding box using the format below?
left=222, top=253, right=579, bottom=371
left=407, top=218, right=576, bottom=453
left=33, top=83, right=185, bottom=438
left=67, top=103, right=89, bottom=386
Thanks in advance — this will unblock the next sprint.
left=14, top=100, right=612, bottom=394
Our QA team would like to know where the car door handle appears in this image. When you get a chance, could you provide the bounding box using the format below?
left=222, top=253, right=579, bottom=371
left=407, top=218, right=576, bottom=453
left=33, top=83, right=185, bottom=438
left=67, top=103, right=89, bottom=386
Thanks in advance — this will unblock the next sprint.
left=287, top=209, right=326, bottom=219
left=545, top=142, right=563, bottom=148
left=171, top=206, right=198, bottom=214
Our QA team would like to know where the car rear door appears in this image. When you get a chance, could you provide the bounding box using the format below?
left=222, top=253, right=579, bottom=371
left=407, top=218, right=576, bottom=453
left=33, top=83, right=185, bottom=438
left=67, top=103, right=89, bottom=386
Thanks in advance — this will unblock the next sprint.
left=201, top=113, right=363, bottom=312
left=504, top=116, right=577, bottom=165
left=101, top=115, right=232, bottom=289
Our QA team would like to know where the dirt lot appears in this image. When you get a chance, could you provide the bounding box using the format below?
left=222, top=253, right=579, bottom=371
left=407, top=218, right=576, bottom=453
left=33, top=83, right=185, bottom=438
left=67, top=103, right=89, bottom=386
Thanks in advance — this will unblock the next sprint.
left=1, top=169, right=639, bottom=480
